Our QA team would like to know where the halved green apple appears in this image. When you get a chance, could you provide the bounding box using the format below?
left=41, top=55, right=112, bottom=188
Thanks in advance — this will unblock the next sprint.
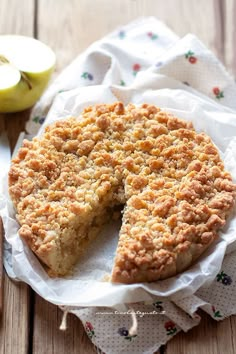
left=0, top=35, right=56, bottom=113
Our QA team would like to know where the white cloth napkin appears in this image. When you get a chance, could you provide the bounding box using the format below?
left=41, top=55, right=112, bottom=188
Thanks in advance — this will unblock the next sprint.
left=11, top=17, right=236, bottom=353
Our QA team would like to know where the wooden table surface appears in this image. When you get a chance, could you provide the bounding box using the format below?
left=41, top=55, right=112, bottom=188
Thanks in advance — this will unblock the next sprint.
left=1, top=1, right=236, bottom=353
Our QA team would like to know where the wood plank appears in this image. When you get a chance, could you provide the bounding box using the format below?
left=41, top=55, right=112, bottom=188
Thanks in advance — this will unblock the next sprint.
left=33, top=296, right=95, bottom=354
left=0, top=219, right=3, bottom=314
left=212, top=0, right=225, bottom=64
left=0, top=109, right=31, bottom=152
left=0, top=275, right=30, bottom=354
left=166, top=312, right=236, bottom=354
left=230, top=316, right=236, bottom=349
left=37, top=0, right=217, bottom=72
left=0, top=1, right=34, bottom=354
left=0, top=0, right=34, bottom=35
left=223, top=0, right=236, bottom=77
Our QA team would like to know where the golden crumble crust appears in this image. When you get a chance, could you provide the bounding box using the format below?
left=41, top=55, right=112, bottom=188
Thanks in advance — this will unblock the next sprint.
left=8, top=102, right=236, bottom=283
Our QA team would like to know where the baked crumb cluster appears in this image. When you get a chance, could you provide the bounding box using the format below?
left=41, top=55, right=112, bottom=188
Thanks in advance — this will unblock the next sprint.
left=9, top=102, right=236, bottom=283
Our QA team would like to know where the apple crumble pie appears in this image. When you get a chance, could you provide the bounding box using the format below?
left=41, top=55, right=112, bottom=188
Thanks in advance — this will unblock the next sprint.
left=8, top=102, right=236, bottom=283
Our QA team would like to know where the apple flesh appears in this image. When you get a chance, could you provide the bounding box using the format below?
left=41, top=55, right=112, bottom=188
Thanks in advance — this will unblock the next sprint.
left=0, top=35, right=56, bottom=113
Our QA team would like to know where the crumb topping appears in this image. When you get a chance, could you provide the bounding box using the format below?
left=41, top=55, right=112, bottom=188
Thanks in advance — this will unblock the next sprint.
left=9, top=102, right=236, bottom=282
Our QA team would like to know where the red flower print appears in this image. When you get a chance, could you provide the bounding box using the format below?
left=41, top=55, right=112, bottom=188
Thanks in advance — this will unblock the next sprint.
left=189, top=56, right=197, bottom=64
left=213, top=87, right=220, bottom=95
left=164, top=321, right=175, bottom=331
left=147, top=32, right=158, bottom=40
left=212, top=87, right=224, bottom=99
left=133, top=63, right=141, bottom=72
left=212, top=306, right=222, bottom=318
left=185, top=50, right=197, bottom=64
left=85, top=322, right=93, bottom=331
left=132, top=63, right=141, bottom=76
left=164, top=321, right=177, bottom=335
left=84, top=321, right=96, bottom=338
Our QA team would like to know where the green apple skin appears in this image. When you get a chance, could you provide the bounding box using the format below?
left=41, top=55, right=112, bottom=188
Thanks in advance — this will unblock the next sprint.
left=0, top=65, right=54, bottom=113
